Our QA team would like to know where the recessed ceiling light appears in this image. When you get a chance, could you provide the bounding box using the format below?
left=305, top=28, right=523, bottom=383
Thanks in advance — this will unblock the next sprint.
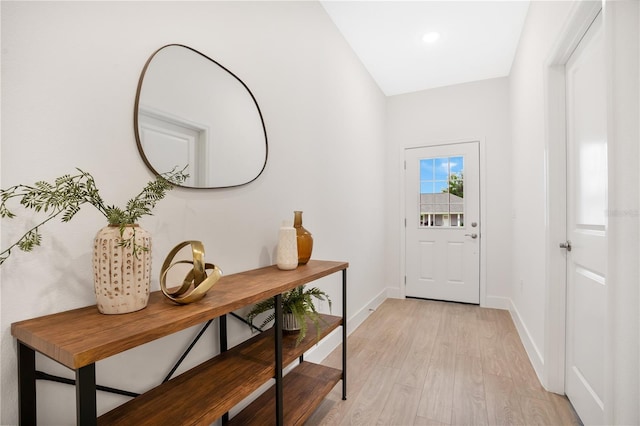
left=422, top=32, right=441, bottom=44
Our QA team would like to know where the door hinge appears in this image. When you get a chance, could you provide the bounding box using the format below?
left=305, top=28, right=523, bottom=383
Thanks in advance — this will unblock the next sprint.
left=404, top=160, right=406, bottom=170
left=404, top=218, right=407, bottom=227
left=404, top=276, right=407, bottom=285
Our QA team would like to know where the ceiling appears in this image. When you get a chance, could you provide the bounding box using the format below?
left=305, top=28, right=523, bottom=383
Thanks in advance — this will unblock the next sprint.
left=320, top=1, right=530, bottom=96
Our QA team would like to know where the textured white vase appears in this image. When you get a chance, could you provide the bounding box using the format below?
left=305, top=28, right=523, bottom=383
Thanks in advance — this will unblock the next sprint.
left=283, top=312, right=301, bottom=332
left=93, top=224, right=151, bottom=314
left=276, top=221, right=298, bottom=270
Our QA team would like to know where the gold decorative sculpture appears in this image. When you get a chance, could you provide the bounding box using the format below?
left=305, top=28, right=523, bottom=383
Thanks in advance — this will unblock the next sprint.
left=160, top=240, right=222, bottom=304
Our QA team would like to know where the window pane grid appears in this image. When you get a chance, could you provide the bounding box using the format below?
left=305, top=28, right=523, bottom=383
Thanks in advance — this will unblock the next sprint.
left=418, top=156, right=464, bottom=228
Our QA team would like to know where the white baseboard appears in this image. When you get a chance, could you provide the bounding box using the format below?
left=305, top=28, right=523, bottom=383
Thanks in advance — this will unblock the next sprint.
left=348, top=288, right=388, bottom=335
left=483, top=295, right=511, bottom=310
left=385, top=286, right=403, bottom=299
left=508, top=298, right=545, bottom=383
left=305, top=287, right=387, bottom=363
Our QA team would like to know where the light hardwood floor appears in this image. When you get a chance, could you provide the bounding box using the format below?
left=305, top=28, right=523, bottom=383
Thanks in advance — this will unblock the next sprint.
left=306, top=298, right=582, bottom=425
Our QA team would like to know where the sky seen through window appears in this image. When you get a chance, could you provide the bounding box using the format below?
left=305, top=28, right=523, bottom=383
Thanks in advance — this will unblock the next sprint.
left=420, top=156, right=463, bottom=194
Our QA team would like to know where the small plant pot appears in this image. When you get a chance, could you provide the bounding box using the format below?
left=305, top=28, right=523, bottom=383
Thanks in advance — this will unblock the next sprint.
left=282, top=312, right=301, bottom=334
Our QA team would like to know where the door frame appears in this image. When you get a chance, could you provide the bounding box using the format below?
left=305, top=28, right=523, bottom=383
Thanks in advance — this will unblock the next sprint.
left=400, top=138, right=488, bottom=307
left=543, top=0, right=603, bottom=396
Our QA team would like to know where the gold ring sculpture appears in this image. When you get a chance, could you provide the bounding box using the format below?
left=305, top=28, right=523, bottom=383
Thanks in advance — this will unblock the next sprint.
left=160, top=240, right=222, bottom=304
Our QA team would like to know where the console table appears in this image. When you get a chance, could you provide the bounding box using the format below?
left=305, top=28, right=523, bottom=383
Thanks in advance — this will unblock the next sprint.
left=11, top=259, right=348, bottom=425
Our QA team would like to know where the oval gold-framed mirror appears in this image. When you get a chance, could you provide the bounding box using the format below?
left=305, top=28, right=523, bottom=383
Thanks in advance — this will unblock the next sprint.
left=134, top=44, right=268, bottom=188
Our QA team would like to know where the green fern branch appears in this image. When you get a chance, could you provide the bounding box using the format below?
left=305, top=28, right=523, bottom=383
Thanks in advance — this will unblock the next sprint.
left=0, top=166, right=189, bottom=265
left=245, top=285, right=332, bottom=346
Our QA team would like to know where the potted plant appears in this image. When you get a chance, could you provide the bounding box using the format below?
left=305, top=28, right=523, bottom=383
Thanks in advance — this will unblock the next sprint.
left=0, top=167, right=188, bottom=314
left=246, top=285, right=332, bottom=345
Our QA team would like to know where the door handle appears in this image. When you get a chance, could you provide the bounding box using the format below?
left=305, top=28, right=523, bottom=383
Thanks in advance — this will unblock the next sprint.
left=559, top=240, right=572, bottom=251
left=464, top=233, right=478, bottom=239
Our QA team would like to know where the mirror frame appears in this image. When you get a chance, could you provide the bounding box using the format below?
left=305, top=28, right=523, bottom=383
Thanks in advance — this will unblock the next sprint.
left=134, top=44, right=268, bottom=189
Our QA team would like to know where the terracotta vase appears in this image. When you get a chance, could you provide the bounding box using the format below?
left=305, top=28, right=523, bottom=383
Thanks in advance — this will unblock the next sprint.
left=92, top=224, right=151, bottom=314
left=293, top=211, right=313, bottom=265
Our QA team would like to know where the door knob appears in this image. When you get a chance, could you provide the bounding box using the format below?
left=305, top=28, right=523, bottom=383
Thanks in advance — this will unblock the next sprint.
left=464, top=233, right=478, bottom=239
left=559, top=240, right=572, bottom=251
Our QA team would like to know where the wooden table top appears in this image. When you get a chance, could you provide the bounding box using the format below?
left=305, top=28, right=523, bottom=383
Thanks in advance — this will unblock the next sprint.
left=11, top=260, right=348, bottom=369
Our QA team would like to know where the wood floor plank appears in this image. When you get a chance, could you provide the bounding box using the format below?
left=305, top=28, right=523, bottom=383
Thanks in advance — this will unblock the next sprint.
left=310, top=298, right=581, bottom=426
left=342, top=346, right=381, bottom=395
left=501, top=328, right=550, bottom=401
left=435, top=308, right=459, bottom=346
left=396, top=312, right=439, bottom=388
left=484, top=373, right=526, bottom=426
left=376, top=313, right=413, bottom=368
left=478, top=318, right=512, bottom=378
left=305, top=391, right=341, bottom=426
left=339, top=365, right=400, bottom=425
left=477, top=306, right=503, bottom=322
left=376, top=383, right=422, bottom=425
left=549, top=392, right=584, bottom=426
left=520, top=395, right=562, bottom=425
left=354, top=306, right=393, bottom=339
left=416, top=341, right=456, bottom=424
left=413, top=416, right=449, bottom=425
left=322, top=334, right=369, bottom=370
left=305, top=345, right=381, bottom=425
left=416, top=298, right=447, bottom=318
left=451, top=354, right=488, bottom=426
left=395, top=343, right=432, bottom=389
left=455, top=311, right=482, bottom=357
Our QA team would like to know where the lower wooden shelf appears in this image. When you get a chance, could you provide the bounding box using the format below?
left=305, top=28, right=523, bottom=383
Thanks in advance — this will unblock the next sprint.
left=97, top=314, right=342, bottom=425
left=228, top=361, right=342, bottom=426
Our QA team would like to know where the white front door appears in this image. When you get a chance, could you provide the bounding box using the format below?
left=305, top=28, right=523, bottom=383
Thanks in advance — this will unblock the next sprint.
left=564, top=11, right=607, bottom=425
left=405, top=142, right=480, bottom=303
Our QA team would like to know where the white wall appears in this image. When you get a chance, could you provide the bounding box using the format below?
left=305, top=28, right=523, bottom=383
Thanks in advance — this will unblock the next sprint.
left=511, top=0, right=639, bottom=423
left=508, top=0, right=574, bottom=376
left=385, top=77, right=513, bottom=307
left=0, top=2, right=387, bottom=424
left=604, top=1, right=639, bottom=422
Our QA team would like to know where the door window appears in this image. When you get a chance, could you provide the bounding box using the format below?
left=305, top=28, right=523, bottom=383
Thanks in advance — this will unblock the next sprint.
left=419, top=156, right=464, bottom=227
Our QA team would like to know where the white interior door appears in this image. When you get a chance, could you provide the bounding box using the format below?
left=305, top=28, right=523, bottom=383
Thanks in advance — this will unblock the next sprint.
left=564, top=11, right=607, bottom=425
left=139, top=110, right=205, bottom=187
left=405, top=142, right=480, bottom=303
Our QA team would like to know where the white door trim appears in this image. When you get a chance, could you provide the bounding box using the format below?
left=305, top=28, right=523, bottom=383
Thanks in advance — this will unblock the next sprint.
left=400, top=137, right=488, bottom=307
left=543, top=0, right=602, bottom=396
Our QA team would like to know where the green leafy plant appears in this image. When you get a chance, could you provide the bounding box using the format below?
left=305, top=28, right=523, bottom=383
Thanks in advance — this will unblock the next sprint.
left=246, top=285, right=332, bottom=345
left=0, top=167, right=188, bottom=265
left=442, top=172, right=463, bottom=198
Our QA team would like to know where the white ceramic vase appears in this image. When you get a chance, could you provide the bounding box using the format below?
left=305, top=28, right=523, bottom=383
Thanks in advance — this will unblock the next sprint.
left=92, top=224, right=151, bottom=314
left=283, top=312, right=301, bottom=332
left=276, top=221, right=298, bottom=270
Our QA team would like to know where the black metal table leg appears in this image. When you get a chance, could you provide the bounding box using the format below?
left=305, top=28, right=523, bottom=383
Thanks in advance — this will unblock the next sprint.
left=220, top=314, right=229, bottom=425
left=275, top=293, right=283, bottom=426
left=219, top=314, right=228, bottom=353
left=18, top=342, right=36, bottom=425
left=342, top=268, right=347, bottom=400
left=76, top=364, right=96, bottom=425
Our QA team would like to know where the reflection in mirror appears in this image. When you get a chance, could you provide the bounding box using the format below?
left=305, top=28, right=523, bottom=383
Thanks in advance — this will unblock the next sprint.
left=135, top=44, right=268, bottom=188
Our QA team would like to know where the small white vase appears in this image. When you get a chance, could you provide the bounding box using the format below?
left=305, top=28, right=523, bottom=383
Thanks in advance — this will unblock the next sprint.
left=276, top=221, right=298, bottom=270
left=92, top=224, right=151, bottom=314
